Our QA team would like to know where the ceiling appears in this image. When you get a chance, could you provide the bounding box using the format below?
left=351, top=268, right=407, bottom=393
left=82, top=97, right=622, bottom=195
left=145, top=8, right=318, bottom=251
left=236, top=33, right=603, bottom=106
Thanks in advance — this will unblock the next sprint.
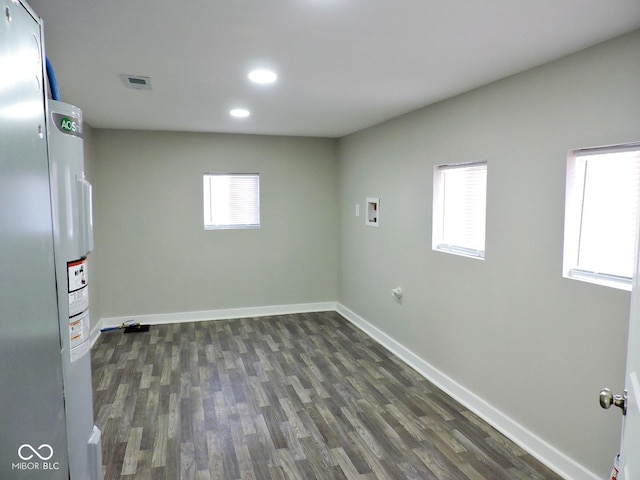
left=28, top=0, right=640, bottom=138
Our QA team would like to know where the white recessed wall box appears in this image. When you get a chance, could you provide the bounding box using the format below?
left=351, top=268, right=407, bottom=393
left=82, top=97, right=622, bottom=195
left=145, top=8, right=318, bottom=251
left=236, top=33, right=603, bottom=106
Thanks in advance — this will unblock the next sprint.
left=366, top=197, right=379, bottom=227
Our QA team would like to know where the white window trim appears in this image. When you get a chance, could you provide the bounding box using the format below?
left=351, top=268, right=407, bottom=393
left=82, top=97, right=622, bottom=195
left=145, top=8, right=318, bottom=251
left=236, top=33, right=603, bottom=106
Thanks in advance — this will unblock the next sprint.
left=562, top=142, right=640, bottom=291
left=432, top=161, right=487, bottom=260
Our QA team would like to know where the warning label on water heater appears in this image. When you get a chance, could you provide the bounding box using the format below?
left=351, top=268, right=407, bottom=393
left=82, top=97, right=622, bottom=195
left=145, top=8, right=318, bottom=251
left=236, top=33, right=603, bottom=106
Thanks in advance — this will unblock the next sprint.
left=69, top=311, right=90, bottom=362
left=68, top=259, right=87, bottom=292
left=68, top=285, right=89, bottom=317
left=67, top=259, right=90, bottom=363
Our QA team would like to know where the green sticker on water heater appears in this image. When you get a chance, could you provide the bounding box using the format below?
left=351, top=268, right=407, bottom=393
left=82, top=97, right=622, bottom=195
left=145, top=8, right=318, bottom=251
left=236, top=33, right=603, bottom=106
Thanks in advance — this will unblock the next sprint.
left=52, top=112, right=83, bottom=138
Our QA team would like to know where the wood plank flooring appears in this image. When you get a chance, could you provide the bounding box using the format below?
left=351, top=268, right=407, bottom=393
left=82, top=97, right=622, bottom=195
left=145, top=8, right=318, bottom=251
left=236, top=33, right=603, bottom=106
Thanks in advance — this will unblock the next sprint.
left=91, top=311, right=564, bottom=479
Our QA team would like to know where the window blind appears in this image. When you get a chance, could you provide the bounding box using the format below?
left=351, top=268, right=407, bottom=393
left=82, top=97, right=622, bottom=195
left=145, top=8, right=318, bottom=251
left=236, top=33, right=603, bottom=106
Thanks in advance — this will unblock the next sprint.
left=572, top=149, right=640, bottom=282
left=203, top=173, right=260, bottom=230
left=435, top=162, right=487, bottom=258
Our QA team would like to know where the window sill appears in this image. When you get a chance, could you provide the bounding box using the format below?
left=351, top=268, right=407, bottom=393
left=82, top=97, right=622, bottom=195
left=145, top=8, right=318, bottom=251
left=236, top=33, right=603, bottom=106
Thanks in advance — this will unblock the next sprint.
left=434, top=244, right=485, bottom=260
left=565, top=269, right=632, bottom=291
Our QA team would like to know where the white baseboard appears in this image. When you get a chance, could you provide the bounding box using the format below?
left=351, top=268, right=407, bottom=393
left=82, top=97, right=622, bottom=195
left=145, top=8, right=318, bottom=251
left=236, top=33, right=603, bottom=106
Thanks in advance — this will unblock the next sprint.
left=95, top=301, right=337, bottom=340
left=90, top=321, right=103, bottom=348
left=336, top=303, right=599, bottom=480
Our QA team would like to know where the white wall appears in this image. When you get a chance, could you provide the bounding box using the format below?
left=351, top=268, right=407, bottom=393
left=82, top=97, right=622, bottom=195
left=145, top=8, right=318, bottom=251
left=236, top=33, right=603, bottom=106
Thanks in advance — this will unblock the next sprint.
left=337, top=30, right=640, bottom=478
left=92, top=130, right=338, bottom=319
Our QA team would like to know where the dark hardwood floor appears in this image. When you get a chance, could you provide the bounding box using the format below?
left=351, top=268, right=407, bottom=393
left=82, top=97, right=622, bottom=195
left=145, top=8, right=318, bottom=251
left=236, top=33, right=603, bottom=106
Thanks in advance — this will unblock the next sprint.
left=91, top=311, right=564, bottom=479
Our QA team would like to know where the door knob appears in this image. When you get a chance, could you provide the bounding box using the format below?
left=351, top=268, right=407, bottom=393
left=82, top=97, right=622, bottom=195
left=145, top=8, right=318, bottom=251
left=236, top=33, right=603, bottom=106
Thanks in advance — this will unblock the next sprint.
left=599, top=388, right=627, bottom=415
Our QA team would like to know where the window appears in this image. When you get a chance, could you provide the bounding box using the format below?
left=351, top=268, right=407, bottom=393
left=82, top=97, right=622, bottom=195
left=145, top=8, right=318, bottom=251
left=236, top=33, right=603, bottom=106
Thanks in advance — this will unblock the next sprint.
left=563, top=144, right=640, bottom=290
left=432, top=162, right=487, bottom=259
left=203, top=173, right=260, bottom=230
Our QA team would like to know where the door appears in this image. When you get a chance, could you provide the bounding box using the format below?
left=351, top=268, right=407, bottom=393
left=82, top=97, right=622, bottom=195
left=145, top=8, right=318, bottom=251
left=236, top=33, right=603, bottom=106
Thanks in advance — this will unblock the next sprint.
left=604, top=232, right=640, bottom=478
left=618, top=246, right=640, bottom=479
left=0, top=0, right=70, bottom=477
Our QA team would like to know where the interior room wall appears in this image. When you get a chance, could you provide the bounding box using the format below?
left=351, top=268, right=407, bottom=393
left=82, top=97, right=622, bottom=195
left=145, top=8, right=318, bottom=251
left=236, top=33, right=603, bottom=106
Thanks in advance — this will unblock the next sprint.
left=337, top=30, right=640, bottom=478
left=91, top=130, right=338, bottom=320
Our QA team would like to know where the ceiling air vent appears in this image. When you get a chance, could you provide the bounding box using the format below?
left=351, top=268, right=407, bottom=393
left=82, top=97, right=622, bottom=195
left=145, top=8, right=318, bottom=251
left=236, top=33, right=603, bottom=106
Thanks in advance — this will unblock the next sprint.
left=120, top=74, right=152, bottom=91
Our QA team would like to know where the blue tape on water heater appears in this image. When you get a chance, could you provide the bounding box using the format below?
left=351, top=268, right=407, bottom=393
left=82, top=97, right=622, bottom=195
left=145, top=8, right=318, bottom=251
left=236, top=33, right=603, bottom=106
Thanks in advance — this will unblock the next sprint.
left=46, top=56, right=60, bottom=101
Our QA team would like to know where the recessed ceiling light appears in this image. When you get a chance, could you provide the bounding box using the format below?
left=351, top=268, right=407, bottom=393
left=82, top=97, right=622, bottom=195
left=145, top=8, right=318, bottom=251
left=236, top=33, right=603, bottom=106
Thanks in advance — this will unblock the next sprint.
left=247, top=69, right=277, bottom=84
left=230, top=108, right=250, bottom=118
